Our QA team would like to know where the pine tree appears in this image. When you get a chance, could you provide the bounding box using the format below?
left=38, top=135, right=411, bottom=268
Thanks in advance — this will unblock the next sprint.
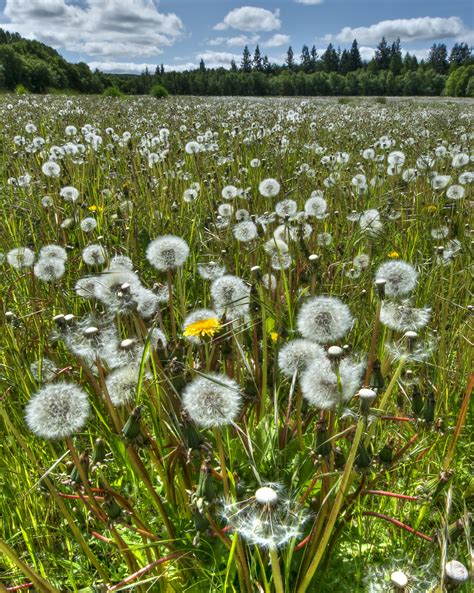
left=349, top=39, right=362, bottom=70
left=374, top=36, right=391, bottom=70
left=286, top=46, right=295, bottom=69
left=321, top=43, right=339, bottom=73
left=310, top=45, right=318, bottom=70
left=253, top=45, right=263, bottom=71
left=301, top=44, right=311, bottom=72
left=339, top=49, right=351, bottom=74
left=449, top=42, right=471, bottom=66
left=230, top=59, right=237, bottom=72
left=428, top=43, right=448, bottom=74
left=263, top=55, right=272, bottom=73
left=199, top=58, right=206, bottom=72
left=389, top=38, right=402, bottom=75
left=241, top=45, right=252, bottom=72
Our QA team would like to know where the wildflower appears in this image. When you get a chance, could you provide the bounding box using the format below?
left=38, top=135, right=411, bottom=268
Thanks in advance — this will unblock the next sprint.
left=359, top=209, right=383, bottom=235
left=275, top=199, right=297, bottom=218
left=82, top=244, right=107, bottom=266
left=222, top=483, right=306, bottom=548
left=185, top=141, right=201, bottom=154
left=183, top=310, right=222, bottom=341
left=388, top=251, right=399, bottom=258
left=146, top=235, right=189, bottom=271
left=41, top=161, right=61, bottom=177
left=233, top=221, right=258, bottom=242
left=304, top=195, right=327, bottom=218
left=182, top=373, right=242, bottom=428
left=278, top=339, right=325, bottom=378
left=353, top=254, right=370, bottom=269
left=108, top=255, right=134, bottom=271
left=262, top=273, right=277, bottom=290
left=301, top=356, right=364, bottom=409
left=317, top=232, right=332, bottom=246
left=105, top=365, right=141, bottom=407
left=197, top=261, right=226, bottom=280
left=446, top=184, right=465, bottom=200
left=380, top=301, right=431, bottom=332
left=30, top=358, right=58, bottom=383
left=211, top=275, right=250, bottom=320
left=33, top=258, right=66, bottom=282
left=88, top=204, right=104, bottom=213
left=296, top=296, right=354, bottom=344
left=25, top=382, right=90, bottom=440
left=80, top=217, right=98, bottom=232
left=270, top=332, right=279, bottom=343
left=60, top=186, right=80, bottom=202
left=375, top=260, right=418, bottom=297
left=430, top=226, right=449, bottom=239
left=39, top=245, right=68, bottom=262
left=7, top=247, right=35, bottom=269
left=221, top=185, right=239, bottom=200
left=259, top=178, right=280, bottom=198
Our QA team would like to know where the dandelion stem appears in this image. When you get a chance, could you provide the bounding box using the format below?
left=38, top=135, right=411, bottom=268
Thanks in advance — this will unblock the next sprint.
left=269, top=547, right=285, bottom=593
left=0, top=539, right=59, bottom=593
left=213, top=427, right=230, bottom=498
left=364, top=299, right=382, bottom=386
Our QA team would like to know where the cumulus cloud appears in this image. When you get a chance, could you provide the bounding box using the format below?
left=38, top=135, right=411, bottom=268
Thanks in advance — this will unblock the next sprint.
left=263, top=34, right=290, bottom=48
left=324, top=16, right=469, bottom=45
left=1, top=0, right=184, bottom=58
left=89, top=60, right=198, bottom=73
left=295, top=0, right=324, bottom=4
left=197, top=51, right=241, bottom=67
left=208, top=34, right=261, bottom=48
left=214, top=6, right=281, bottom=33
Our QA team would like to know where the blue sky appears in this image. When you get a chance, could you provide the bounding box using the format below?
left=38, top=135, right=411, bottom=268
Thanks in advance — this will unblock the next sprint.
left=0, top=0, right=472, bottom=73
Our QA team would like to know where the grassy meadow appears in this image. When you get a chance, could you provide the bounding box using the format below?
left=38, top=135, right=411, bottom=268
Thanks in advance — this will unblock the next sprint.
left=0, top=95, right=472, bottom=592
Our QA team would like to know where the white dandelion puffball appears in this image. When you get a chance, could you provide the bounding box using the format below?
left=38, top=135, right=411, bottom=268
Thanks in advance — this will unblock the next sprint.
left=182, top=373, right=242, bottom=428
left=259, top=178, right=280, bottom=198
left=304, top=195, right=327, bottom=218
left=33, top=258, right=65, bottom=282
left=82, top=244, right=107, bottom=266
left=39, top=245, right=68, bottom=262
left=296, top=296, right=354, bottom=344
left=233, top=221, right=258, bottom=242
left=60, top=186, right=80, bottom=202
left=211, top=274, right=250, bottom=319
left=301, top=356, right=364, bottom=410
left=375, top=260, right=418, bottom=297
left=25, top=382, right=90, bottom=440
left=42, top=161, right=61, bottom=178
left=380, top=301, right=431, bottom=332
left=278, top=339, right=326, bottom=378
left=7, top=247, right=35, bottom=269
left=105, top=365, right=141, bottom=407
left=146, top=235, right=189, bottom=271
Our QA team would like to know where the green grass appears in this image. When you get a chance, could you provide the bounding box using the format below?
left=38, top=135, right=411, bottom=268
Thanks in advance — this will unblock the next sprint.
left=0, top=95, right=472, bottom=593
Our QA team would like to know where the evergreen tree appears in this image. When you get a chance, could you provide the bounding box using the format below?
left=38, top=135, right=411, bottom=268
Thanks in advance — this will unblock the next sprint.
left=310, top=45, right=318, bottom=70
left=241, top=45, right=252, bottom=72
left=199, top=58, right=206, bottom=72
left=263, top=55, right=272, bottom=73
left=321, top=43, right=339, bottom=73
left=253, top=45, right=263, bottom=71
left=230, top=59, right=237, bottom=72
left=388, top=38, right=402, bottom=75
left=349, top=39, right=362, bottom=70
left=301, top=44, right=311, bottom=72
left=339, top=49, right=351, bottom=74
left=286, top=46, right=295, bottom=69
left=428, top=43, right=448, bottom=74
left=449, top=42, right=471, bottom=66
left=374, top=36, right=391, bottom=70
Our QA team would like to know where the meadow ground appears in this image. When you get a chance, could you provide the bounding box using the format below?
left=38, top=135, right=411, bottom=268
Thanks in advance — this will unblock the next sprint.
left=0, top=95, right=472, bottom=593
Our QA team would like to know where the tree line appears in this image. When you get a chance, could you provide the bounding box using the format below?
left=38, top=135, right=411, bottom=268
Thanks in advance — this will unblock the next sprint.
left=0, top=28, right=472, bottom=97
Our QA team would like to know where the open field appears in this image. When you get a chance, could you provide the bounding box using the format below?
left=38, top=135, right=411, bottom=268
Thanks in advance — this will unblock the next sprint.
left=0, top=95, right=472, bottom=592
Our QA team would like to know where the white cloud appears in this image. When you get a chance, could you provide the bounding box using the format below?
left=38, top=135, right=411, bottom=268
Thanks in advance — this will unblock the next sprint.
left=263, top=34, right=290, bottom=48
left=324, top=16, right=469, bottom=45
left=208, top=34, right=260, bottom=48
left=214, top=6, right=281, bottom=33
left=1, top=0, right=184, bottom=58
left=198, top=51, right=241, bottom=67
left=295, top=0, right=324, bottom=4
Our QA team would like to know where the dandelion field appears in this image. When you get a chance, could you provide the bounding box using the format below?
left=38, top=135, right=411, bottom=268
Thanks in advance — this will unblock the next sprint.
left=0, top=95, right=472, bottom=593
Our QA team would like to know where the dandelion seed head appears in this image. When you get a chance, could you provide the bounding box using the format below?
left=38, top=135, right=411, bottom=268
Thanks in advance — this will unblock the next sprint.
left=82, top=244, right=107, bottom=266
left=197, top=261, right=226, bottom=280
left=182, top=373, right=242, bottom=428
left=25, top=382, right=90, bottom=440
left=380, top=301, right=431, bottom=332
left=34, top=258, right=65, bottom=282
left=278, top=339, right=326, bottom=378
left=297, top=296, right=354, bottom=344
left=105, top=365, right=140, bottom=407
left=211, top=275, right=250, bottom=320
left=7, top=247, right=35, bottom=269
left=80, top=217, right=98, bottom=233
left=146, top=235, right=189, bottom=271
left=259, top=178, right=280, bottom=198
left=304, top=195, right=327, bottom=218
left=233, top=220, right=258, bottom=242
left=375, top=260, right=418, bottom=297
left=39, top=245, right=68, bottom=262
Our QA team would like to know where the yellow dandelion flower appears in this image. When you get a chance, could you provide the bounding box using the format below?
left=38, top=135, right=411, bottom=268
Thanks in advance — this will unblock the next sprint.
left=270, top=331, right=279, bottom=343
left=424, top=204, right=437, bottom=213
left=183, top=318, right=222, bottom=338
left=388, top=251, right=400, bottom=259
left=88, top=204, right=104, bottom=213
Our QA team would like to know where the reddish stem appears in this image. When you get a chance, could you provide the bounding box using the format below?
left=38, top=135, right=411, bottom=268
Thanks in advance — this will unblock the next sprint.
left=361, top=490, right=419, bottom=501
left=6, top=585, right=34, bottom=591
left=107, top=552, right=187, bottom=591
left=362, top=511, right=433, bottom=542
left=380, top=415, right=414, bottom=422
